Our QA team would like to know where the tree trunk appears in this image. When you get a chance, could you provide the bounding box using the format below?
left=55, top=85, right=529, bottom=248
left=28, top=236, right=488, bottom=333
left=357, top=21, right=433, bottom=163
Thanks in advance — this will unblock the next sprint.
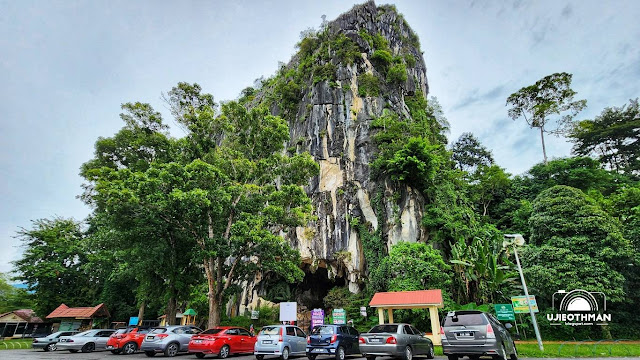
left=137, top=301, right=145, bottom=326
left=204, top=256, right=219, bottom=328
left=540, top=126, right=548, bottom=164
left=166, top=296, right=178, bottom=325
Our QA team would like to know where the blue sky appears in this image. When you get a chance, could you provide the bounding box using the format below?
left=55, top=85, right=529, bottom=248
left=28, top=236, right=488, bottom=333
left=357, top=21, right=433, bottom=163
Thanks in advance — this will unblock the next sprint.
left=1, top=0, right=639, bottom=274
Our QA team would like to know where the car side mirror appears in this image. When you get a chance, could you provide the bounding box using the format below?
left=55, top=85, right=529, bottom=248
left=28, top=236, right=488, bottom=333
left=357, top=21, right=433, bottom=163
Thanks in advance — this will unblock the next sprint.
left=505, top=323, right=513, bottom=329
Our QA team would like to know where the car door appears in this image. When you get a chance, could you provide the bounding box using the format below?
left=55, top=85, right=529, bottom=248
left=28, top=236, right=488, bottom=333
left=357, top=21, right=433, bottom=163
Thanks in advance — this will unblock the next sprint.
left=410, top=325, right=429, bottom=354
left=295, top=327, right=307, bottom=354
left=338, top=326, right=351, bottom=353
left=488, top=315, right=512, bottom=354
left=348, top=327, right=359, bottom=354
left=96, top=331, right=113, bottom=349
left=237, top=328, right=253, bottom=353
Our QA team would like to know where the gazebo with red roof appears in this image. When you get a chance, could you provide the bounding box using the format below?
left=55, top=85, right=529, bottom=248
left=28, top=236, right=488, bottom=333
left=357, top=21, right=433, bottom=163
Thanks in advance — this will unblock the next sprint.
left=369, top=289, right=444, bottom=345
left=46, top=303, right=110, bottom=331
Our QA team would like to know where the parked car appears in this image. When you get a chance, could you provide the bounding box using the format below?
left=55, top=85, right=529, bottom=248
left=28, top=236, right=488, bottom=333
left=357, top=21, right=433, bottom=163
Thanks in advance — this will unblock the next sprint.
left=359, top=323, right=434, bottom=360
left=140, top=325, right=202, bottom=357
left=254, top=324, right=307, bottom=360
left=57, top=329, right=116, bottom=353
left=306, top=324, right=360, bottom=360
left=189, top=326, right=257, bottom=358
left=441, top=310, right=517, bottom=360
left=106, top=327, right=150, bottom=355
left=32, top=331, right=79, bottom=351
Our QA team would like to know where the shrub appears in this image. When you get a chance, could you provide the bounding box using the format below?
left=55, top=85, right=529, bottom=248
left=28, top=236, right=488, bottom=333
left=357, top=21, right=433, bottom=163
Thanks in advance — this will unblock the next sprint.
left=371, top=50, right=392, bottom=71
left=358, top=73, right=380, bottom=97
left=387, top=63, right=408, bottom=84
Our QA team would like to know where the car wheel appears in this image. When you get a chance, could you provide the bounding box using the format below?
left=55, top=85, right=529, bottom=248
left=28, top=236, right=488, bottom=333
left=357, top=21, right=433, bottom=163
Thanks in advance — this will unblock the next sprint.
left=308, top=355, right=317, bottom=360
left=447, top=355, right=458, bottom=360
left=46, top=343, right=57, bottom=351
left=111, top=349, right=122, bottom=354
left=164, top=342, right=180, bottom=357
left=427, top=344, right=435, bottom=359
left=365, top=356, right=376, bottom=360
left=280, top=346, right=290, bottom=360
left=510, top=342, right=518, bottom=360
left=256, top=355, right=264, bottom=360
left=219, top=344, right=230, bottom=359
left=122, top=341, right=137, bottom=355
left=403, top=346, right=413, bottom=360
left=81, top=342, right=95, bottom=353
left=69, top=349, right=79, bottom=353
left=335, top=346, right=346, bottom=360
left=145, top=351, right=156, bottom=357
left=196, top=353, right=206, bottom=359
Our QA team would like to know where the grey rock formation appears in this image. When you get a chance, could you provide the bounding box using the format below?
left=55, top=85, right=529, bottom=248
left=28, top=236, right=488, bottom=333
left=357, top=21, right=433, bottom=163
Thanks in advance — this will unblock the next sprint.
left=236, top=1, right=430, bottom=313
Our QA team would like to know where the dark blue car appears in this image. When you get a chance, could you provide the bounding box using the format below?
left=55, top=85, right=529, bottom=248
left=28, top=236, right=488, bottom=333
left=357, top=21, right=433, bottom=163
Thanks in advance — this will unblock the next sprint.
left=306, top=325, right=360, bottom=360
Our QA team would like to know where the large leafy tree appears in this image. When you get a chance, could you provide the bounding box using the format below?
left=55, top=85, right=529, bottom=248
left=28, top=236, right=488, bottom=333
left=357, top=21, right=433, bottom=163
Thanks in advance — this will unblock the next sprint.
left=506, top=72, right=587, bottom=164
left=569, top=98, right=640, bottom=176
left=12, top=218, right=99, bottom=317
left=93, top=83, right=318, bottom=327
left=522, top=185, right=632, bottom=304
left=451, top=132, right=494, bottom=172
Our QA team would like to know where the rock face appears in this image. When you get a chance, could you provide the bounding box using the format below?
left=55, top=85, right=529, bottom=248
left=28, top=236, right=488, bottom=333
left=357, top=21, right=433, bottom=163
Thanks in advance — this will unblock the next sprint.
left=235, top=1, right=430, bottom=313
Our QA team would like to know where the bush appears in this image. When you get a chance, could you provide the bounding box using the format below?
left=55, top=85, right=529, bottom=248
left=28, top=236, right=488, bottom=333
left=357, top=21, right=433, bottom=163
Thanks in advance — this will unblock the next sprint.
left=358, top=74, right=380, bottom=97
left=371, top=50, right=392, bottom=70
left=387, top=63, right=408, bottom=84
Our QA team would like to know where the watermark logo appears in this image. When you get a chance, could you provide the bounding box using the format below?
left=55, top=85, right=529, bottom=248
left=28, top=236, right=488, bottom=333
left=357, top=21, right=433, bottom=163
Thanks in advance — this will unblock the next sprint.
left=547, top=289, right=611, bottom=326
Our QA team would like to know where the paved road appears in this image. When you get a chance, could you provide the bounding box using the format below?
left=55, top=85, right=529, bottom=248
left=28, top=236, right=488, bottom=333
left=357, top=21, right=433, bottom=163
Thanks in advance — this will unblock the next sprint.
left=3, top=351, right=640, bottom=360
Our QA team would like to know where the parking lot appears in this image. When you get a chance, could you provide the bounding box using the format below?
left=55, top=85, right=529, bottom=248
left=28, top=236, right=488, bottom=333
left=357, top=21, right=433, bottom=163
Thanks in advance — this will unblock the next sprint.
left=0, top=351, right=449, bottom=360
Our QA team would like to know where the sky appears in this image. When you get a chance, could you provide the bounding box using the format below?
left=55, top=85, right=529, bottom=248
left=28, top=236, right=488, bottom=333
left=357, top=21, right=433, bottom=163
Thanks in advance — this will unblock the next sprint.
left=1, top=0, right=639, bottom=275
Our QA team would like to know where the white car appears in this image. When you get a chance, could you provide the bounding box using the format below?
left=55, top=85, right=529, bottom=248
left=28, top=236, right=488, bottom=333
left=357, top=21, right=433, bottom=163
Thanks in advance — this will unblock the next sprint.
left=57, top=329, right=116, bottom=353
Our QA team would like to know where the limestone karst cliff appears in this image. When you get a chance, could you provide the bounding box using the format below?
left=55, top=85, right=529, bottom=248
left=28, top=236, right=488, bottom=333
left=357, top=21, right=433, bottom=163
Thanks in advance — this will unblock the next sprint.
left=234, top=1, right=435, bottom=313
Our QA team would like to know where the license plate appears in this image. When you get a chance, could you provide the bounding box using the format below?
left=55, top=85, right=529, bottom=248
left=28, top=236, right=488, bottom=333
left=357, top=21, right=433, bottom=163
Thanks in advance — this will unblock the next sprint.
left=457, top=332, right=473, bottom=337
left=313, top=349, right=324, bottom=353
left=370, top=338, right=381, bottom=343
left=147, top=336, right=155, bottom=340
left=193, top=340, right=202, bottom=343
left=106, top=345, right=113, bottom=349
left=262, top=340, right=272, bottom=344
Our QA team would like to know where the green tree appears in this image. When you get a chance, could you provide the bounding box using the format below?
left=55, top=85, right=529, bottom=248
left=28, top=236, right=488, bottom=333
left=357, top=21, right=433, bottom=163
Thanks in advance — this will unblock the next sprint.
left=12, top=218, right=99, bottom=317
left=469, top=165, right=510, bottom=217
left=569, top=98, right=640, bottom=176
left=506, top=72, right=587, bottom=164
left=380, top=242, right=451, bottom=292
left=522, top=185, right=632, bottom=304
left=0, top=273, right=34, bottom=313
left=451, top=132, right=494, bottom=172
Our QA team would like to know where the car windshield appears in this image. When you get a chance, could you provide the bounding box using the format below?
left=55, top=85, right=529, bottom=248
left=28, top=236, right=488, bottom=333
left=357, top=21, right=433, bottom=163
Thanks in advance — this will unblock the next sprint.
left=76, top=331, right=94, bottom=337
left=202, top=329, right=223, bottom=335
left=47, top=331, right=63, bottom=338
left=368, top=325, right=398, bottom=333
left=260, top=326, right=280, bottom=335
left=311, top=326, right=334, bottom=335
left=149, top=328, right=167, bottom=334
left=444, top=313, right=487, bottom=326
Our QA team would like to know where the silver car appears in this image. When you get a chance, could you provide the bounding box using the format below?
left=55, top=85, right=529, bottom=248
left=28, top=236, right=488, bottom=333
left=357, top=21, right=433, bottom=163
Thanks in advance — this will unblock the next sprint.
left=254, top=325, right=307, bottom=360
left=57, top=329, right=116, bottom=353
left=441, top=310, right=517, bottom=360
left=359, top=323, right=434, bottom=360
left=140, top=325, right=202, bottom=357
left=32, top=331, right=79, bottom=351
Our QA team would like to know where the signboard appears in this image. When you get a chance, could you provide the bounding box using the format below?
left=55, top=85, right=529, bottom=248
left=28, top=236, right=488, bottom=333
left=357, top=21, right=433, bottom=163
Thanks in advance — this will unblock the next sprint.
left=311, top=309, right=325, bottom=329
left=279, top=302, right=297, bottom=322
left=360, top=307, right=367, bottom=317
left=494, top=304, right=516, bottom=321
left=332, top=309, right=346, bottom=325
left=128, top=317, right=139, bottom=326
left=511, top=295, right=539, bottom=313
left=251, top=310, right=260, bottom=320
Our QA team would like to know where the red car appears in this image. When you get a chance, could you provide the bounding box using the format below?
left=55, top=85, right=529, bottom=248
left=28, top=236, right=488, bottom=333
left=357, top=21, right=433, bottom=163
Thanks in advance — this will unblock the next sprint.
left=189, top=326, right=256, bottom=359
left=106, top=327, right=150, bottom=355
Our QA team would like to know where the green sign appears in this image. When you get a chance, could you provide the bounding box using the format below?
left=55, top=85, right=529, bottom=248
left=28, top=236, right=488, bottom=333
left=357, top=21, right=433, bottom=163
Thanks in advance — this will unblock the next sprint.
left=332, top=309, right=346, bottom=325
left=494, top=304, right=515, bottom=321
left=511, top=295, right=539, bottom=313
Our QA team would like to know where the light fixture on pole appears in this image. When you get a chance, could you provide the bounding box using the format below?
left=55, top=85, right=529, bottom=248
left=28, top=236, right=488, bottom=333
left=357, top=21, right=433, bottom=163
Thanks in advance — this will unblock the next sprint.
left=504, top=233, right=544, bottom=351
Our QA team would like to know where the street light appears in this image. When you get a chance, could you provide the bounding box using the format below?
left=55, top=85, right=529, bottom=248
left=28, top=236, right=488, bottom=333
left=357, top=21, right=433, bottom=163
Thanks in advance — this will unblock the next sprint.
left=504, top=234, right=544, bottom=351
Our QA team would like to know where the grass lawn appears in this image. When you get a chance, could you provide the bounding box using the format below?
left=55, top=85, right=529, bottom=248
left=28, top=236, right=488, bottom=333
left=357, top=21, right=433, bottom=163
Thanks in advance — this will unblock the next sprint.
left=515, top=342, right=640, bottom=357
left=0, top=339, right=33, bottom=350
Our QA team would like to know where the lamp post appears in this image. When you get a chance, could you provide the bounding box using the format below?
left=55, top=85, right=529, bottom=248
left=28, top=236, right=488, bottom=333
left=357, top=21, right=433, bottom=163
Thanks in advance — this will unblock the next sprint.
left=504, top=234, right=544, bottom=351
